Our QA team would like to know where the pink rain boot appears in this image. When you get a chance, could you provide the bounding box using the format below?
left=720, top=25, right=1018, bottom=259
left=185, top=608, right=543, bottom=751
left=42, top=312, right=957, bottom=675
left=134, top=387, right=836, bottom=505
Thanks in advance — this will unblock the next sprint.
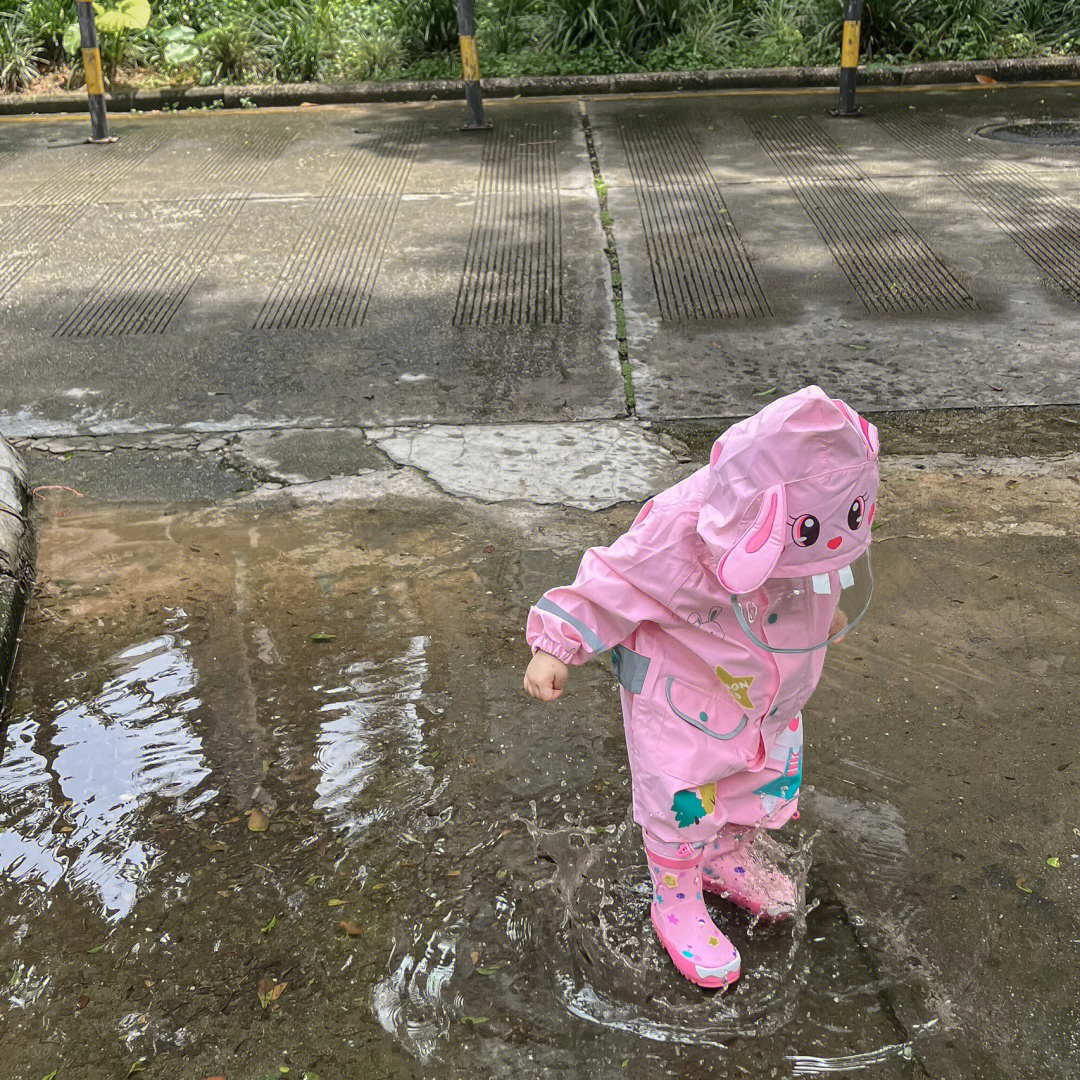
left=702, top=825, right=798, bottom=920
left=645, top=843, right=741, bottom=990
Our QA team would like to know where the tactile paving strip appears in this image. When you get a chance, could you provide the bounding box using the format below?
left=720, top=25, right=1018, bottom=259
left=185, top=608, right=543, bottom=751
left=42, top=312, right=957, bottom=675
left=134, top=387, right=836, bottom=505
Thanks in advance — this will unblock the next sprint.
left=254, top=124, right=421, bottom=331
left=748, top=114, right=976, bottom=315
left=54, top=128, right=291, bottom=337
left=0, top=128, right=168, bottom=300
left=875, top=111, right=1080, bottom=302
left=619, top=121, right=769, bottom=321
left=454, top=120, right=562, bottom=326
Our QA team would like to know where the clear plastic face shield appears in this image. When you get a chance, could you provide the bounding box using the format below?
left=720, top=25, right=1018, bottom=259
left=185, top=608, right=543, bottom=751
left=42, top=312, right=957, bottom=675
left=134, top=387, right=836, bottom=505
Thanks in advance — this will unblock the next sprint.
left=730, top=549, right=874, bottom=654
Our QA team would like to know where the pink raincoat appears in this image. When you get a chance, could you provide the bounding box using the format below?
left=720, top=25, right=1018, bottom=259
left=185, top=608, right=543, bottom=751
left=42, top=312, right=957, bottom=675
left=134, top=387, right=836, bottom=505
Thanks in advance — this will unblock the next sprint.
left=526, top=387, right=880, bottom=846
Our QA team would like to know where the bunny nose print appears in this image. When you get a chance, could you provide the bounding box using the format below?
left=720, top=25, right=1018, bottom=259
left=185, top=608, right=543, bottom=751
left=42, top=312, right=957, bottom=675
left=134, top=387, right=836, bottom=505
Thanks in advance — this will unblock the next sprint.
left=827, top=536, right=843, bottom=549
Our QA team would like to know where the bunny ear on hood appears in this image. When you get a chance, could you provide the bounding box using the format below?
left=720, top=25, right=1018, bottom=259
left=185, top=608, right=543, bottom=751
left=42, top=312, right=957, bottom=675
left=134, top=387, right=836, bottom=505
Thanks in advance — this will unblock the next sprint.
left=710, top=484, right=786, bottom=593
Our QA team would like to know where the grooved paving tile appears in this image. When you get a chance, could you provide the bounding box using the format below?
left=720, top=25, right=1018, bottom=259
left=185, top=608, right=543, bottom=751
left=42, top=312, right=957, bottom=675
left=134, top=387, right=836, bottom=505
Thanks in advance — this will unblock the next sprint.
left=875, top=111, right=1080, bottom=302
left=255, top=124, right=421, bottom=331
left=454, top=120, right=562, bottom=326
left=619, top=121, right=769, bottom=321
left=748, top=114, right=976, bottom=315
left=54, top=198, right=246, bottom=338
left=0, top=129, right=168, bottom=300
left=54, top=128, right=291, bottom=337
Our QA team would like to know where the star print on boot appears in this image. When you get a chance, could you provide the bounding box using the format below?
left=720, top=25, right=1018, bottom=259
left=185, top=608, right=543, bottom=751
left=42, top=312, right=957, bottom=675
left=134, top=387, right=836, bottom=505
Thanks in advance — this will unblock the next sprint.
left=645, top=844, right=741, bottom=990
left=702, top=825, right=799, bottom=920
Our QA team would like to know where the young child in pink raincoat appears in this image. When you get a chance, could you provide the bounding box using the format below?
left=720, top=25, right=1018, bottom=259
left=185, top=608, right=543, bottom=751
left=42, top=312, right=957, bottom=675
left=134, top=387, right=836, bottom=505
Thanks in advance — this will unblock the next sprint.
left=524, top=386, right=879, bottom=989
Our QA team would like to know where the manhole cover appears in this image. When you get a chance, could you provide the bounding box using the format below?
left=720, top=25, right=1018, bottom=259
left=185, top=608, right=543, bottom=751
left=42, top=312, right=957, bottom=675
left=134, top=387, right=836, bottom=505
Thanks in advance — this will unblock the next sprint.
left=977, top=119, right=1080, bottom=145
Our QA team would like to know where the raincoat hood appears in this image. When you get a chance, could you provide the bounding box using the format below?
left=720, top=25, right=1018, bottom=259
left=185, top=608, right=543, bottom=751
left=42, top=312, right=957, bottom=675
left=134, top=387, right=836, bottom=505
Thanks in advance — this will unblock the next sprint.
left=698, top=386, right=880, bottom=593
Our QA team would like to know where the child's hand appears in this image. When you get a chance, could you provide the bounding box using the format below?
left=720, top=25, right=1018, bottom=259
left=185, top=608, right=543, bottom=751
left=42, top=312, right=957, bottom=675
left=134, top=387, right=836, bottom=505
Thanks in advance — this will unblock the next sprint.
left=524, top=651, right=569, bottom=702
left=829, top=607, right=849, bottom=643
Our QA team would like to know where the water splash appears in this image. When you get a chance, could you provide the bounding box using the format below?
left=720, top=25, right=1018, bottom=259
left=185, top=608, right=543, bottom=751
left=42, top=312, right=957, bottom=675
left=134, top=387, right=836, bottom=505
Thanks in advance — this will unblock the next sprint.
left=371, top=930, right=463, bottom=1062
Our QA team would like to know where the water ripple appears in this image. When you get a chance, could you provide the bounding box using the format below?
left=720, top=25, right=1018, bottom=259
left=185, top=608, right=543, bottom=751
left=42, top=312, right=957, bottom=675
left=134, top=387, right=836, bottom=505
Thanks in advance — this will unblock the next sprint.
left=0, top=630, right=215, bottom=919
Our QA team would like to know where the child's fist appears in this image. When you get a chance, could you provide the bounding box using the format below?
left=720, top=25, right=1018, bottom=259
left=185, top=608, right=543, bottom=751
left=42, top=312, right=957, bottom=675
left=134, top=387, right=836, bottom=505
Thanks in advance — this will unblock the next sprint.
left=524, top=650, right=568, bottom=702
left=829, top=607, right=849, bottom=643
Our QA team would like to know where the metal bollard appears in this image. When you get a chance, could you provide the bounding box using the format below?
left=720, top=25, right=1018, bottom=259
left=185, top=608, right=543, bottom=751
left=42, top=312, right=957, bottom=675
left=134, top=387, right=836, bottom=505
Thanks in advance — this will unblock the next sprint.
left=456, top=0, right=491, bottom=131
left=831, top=0, right=864, bottom=118
left=76, top=0, right=116, bottom=143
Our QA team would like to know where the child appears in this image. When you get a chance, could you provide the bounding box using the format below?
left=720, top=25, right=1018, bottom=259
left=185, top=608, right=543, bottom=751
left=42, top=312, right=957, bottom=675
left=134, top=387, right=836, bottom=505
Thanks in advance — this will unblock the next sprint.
left=523, top=386, right=879, bottom=989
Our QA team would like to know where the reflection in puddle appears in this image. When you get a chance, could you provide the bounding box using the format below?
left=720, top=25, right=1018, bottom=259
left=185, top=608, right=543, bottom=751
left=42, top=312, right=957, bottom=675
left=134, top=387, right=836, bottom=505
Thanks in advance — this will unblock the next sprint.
left=0, top=629, right=215, bottom=920
left=314, top=634, right=433, bottom=840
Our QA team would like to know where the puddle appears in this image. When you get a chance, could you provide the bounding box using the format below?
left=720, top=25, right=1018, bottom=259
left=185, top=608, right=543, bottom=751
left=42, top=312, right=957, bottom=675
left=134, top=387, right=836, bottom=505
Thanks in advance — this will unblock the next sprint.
left=0, top=500, right=940, bottom=1078
left=0, top=623, right=214, bottom=920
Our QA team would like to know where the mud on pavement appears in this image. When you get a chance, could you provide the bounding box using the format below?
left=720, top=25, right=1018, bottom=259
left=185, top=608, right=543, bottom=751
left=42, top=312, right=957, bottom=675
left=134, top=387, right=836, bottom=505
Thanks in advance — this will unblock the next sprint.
left=0, top=449, right=1078, bottom=1080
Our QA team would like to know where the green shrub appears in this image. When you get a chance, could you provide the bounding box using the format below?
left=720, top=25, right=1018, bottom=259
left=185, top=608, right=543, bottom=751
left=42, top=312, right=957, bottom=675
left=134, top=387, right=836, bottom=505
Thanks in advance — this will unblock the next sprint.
left=265, top=0, right=339, bottom=82
left=385, top=0, right=458, bottom=56
left=0, top=14, right=42, bottom=90
left=16, top=0, right=72, bottom=65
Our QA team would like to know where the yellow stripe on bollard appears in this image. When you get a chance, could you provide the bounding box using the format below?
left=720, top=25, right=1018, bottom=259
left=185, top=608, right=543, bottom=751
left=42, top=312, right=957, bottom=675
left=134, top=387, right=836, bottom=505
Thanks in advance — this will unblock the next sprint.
left=840, top=20, right=861, bottom=68
left=459, top=34, right=480, bottom=83
left=82, top=47, right=105, bottom=96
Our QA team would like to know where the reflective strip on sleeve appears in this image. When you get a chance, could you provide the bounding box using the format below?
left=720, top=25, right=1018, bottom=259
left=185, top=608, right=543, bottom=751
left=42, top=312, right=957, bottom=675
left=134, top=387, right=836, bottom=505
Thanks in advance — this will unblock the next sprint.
left=534, top=596, right=606, bottom=655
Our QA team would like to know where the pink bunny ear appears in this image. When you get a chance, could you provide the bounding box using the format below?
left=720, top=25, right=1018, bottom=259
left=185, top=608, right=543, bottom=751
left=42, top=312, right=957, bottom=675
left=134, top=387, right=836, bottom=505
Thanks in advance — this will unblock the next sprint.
left=716, top=484, right=786, bottom=593
left=709, top=435, right=725, bottom=466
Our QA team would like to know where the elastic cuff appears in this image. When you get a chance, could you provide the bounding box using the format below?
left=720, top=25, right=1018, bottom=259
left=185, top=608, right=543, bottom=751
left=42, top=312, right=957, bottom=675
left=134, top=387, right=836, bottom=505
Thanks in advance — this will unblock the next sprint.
left=529, top=637, right=579, bottom=665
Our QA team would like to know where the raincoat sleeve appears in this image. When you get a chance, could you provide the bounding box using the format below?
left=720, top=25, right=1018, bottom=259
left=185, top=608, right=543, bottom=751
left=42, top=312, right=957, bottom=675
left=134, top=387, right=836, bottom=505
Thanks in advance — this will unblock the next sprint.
left=526, top=501, right=687, bottom=665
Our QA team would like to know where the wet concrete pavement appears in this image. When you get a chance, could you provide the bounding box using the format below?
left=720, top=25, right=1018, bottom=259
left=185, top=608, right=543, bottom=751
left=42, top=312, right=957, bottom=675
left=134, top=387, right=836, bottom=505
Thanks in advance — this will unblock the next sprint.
left=1, top=440, right=1078, bottom=1079
left=3, top=84, right=1080, bottom=432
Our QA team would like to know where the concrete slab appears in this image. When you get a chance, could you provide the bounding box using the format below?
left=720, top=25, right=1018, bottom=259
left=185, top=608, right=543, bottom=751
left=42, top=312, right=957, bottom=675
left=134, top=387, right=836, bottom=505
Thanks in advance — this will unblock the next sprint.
left=0, top=101, right=621, bottom=433
left=588, top=85, right=1080, bottom=418
left=371, top=420, right=688, bottom=508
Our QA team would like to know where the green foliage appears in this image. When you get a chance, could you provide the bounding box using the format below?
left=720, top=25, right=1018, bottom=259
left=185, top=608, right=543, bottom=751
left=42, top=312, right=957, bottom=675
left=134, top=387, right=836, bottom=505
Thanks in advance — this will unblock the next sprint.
left=15, top=0, right=71, bottom=65
left=266, top=0, right=339, bottom=81
left=384, top=0, right=458, bottom=56
left=0, top=13, right=43, bottom=90
left=9, top=0, right=1080, bottom=91
left=544, top=0, right=692, bottom=58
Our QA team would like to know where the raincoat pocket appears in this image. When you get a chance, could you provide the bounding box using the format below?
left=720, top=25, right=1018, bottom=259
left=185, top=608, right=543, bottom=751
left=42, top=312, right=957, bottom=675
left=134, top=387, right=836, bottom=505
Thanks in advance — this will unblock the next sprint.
left=645, top=675, right=765, bottom=787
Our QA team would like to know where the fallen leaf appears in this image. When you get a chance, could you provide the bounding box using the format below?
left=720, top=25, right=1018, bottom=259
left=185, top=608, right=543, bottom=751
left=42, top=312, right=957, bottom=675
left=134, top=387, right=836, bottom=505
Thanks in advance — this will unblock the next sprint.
left=87, top=944, right=105, bottom=954
left=989, top=384, right=1004, bottom=391
left=447, top=869, right=461, bottom=877
left=247, top=809, right=270, bottom=833
left=843, top=343, right=868, bottom=351
left=77, top=993, right=90, bottom=1009
left=339, top=920, right=365, bottom=936
left=311, top=632, right=336, bottom=643
left=257, top=977, right=288, bottom=1008
left=305, top=874, right=324, bottom=886
left=460, top=1015, right=489, bottom=1025
left=125, top=1060, right=149, bottom=1078
left=41, top=1072, right=58, bottom=1080
left=940, top=506, right=958, bottom=514
left=476, top=963, right=506, bottom=976
left=1047, top=857, right=1061, bottom=868
left=261, top=915, right=277, bottom=935
left=217, top=889, right=231, bottom=898
left=752, top=385, right=777, bottom=397
left=975, top=73, right=997, bottom=84
left=496, top=869, right=508, bottom=881
left=327, top=898, right=346, bottom=907
left=470, top=950, right=480, bottom=964
left=1016, top=876, right=1033, bottom=893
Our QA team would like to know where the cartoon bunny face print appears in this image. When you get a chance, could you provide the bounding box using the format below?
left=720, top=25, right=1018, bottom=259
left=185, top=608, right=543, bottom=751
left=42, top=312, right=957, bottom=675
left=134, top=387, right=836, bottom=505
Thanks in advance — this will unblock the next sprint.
left=772, top=465, right=878, bottom=579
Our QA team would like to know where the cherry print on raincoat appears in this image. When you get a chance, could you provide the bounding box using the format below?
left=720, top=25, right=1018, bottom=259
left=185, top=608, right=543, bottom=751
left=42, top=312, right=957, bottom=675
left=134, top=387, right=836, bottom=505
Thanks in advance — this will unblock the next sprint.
left=526, top=386, right=880, bottom=846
